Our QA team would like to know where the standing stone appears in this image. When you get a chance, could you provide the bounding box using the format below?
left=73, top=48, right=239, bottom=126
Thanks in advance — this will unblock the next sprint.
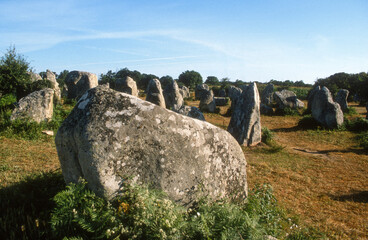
left=179, top=86, right=190, bottom=99
left=164, top=81, right=184, bottom=111
left=176, top=106, right=205, bottom=121
left=55, top=86, right=248, bottom=206
left=307, top=86, right=320, bottom=112
left=65, top=71, right=98, bottom=100
left=218, top=89, right=226, bottom=97
left=27, top=72, right=42, bottom=82
left=310, top=86, right=344, bottom=128
left=199, top=90, right=216, bottom=113
left=195, top=84, right=210, bottom=100
left=214, top=97, right=229, bottom=106
left=146, top=79, right=166, bottom=108
left=335, top=89, right=349, bottom=112
left=115, top=76, right=138, bottom=97
left=260, top=103, right=274, bottom=115
left=261, top=83, right=274, bottom=106
left=274, top=89, right=304, bottom=109
left=228, top=83, right=261, bottom=146
left=46, top=69, right=61, bottom=102
left=228, top=86, right=243, bottom=112
left=11, top=88, right=54, bottom=123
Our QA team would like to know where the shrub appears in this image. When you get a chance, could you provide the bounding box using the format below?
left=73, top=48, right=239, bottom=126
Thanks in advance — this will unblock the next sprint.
left=261, top=127, right=274, bottom=145
left=344, top=117, right=368, bottom=132
left=357, top=131, right=368, bottom=151
left=344, top=107, right=358, bottom=116
left=275, top=107, right=300, bottom=116
left=297, top=115, right=321, bottom=130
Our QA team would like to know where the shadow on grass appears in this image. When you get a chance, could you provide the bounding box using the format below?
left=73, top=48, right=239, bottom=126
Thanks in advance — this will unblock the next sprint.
left=0, top=170, right=65, bottom=240
left=330, top=191, right=368, bottom=203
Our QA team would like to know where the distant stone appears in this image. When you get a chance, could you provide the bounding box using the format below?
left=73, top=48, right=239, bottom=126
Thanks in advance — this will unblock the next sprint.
left=335, top=89, right=349, bottom=112
left=261, top=83, right=274, bottom=106
left=228, top=83, right=261, bottom=146
left=274, top=89, right=304, bottom=109
left=218, top=89, right=226, bottom=97
left=46, top=69, right=61, bottom=102
left=310, top=86, right=344, bottom=128
left=27, top=72, right=42, bottom=82
left=195, top=84, right=210, bottom=100
left=115, top=76, right=138, bottom=97
left=214, top=97, right=229, bottom=106
left=146, top=79, right=166, bottom=108
left=179, top=86, right=190, bottom=99
left=65, top=71, right=98, bottom=100
left=260, top=103, right=274, bottom=115
left=42, top=130, right=54, bottom=136
left=199, top=89, right=216, bottom=113
left=176, top=106, right=205, bottom=121
left=164, top=81, right=184, bottom=111
left=55, top=86, right=248, bottom=206
left=228, top=86, right=243, bottom=112
left=11, top=88, right=54, bottom=123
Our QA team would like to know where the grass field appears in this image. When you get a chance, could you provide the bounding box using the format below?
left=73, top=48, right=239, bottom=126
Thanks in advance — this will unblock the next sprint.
left=0, top=99, right=367, bottom=239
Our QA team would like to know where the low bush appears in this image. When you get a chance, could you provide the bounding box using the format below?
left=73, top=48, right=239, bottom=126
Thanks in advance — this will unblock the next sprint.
left=344, top=107, right=358, bottom=116
left=261, top=127, right=274, bottom=145
left=357, top=131, right=368, bottom=151
left=275, top=107, right=300, bottom=116
left=49, top=180, right=322, bottom=240
left=344, top=117, right=368, bottom=132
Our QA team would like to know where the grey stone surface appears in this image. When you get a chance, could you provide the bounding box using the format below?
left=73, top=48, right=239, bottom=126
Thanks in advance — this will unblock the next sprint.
left=199, top=89, right=216, bottom=113
left=11, top=88, right=54, bottom=123
left=179, top=86, right=190, bottom=99
left=227, top=86, right=243, bottom=112
left=214, top=97, right=229, bottom=106
left=310, top=86, right=344, bottom=128
left=55, top=86, right=248, bottom=206
left=65, top=71, right=98, bottom=100
left=228, top=83, right=261, bottom=146
left=195, top=84, right=210, bottom=100
left=260, top=103, right=274, bottom=115
left=274, top=89, right=304, bottom=109
left=46, top=69, right=61, bottom=102
left=261, top=83, right=274, bottom=106
left=27, top=72, right=42, bottom=82
left=164, top=81, right=184, bottom=111
left=176, top=106, right=205, bottom=121
left=218, top=89, right=226, bottom=97
left=115, top=76, right=138, bottom=97
left=146, top=79, right=166, bottom=108
left=335, top=89, right=349, bottom=112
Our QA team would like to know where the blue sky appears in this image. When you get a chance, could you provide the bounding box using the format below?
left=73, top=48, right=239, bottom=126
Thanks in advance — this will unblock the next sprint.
left=0, top=0, right=367, bottom=83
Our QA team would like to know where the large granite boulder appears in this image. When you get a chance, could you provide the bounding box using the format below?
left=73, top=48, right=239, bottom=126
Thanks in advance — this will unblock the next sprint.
left=261, top=83, right=274, bottom=106
left=179, top=86, right=190, bottom=99
left=146, top=79, right=166, bottom=108
left=11, top=88, right=54, bottom=123
left=310, top=86, right=344, bottom=128
left=65, top=71, right=98, bottom=100
left=228, top=83, right=261, bottom=146
left=115, top=76, right=138, bottom=97
left=176, top=106, right=205, bottom=121
left=55, top=86, right=248, bottom=206
left=335, top=89, right=349, bottom=112
left=274, top=89, right=304, bottom=109
left=164, top=81, right=184, bottom=111
left=46, top=69, right=61, bottom=102
left=199, top=89, right=216, bottom=113
left=195, top=84, right=210, bottom=100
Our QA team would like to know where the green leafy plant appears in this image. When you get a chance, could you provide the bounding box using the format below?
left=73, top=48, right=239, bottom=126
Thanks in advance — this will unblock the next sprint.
left=275, top=107, right=300, bottom=116
left=261, top=127, right=274, bottom=145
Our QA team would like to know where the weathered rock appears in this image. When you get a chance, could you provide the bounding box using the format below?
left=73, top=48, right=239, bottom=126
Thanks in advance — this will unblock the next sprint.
left=260, top=103, right=274, bottom=115
left=27, top=72, right=42, bottom=82
left=274, top=89, right=304, bottom=109
left=310, top=86, right=344, bottom=128
left=65, top=71, right=98, bottom=99
left=176, top=106, right=205, bottom=121
left=214, top=97, right=229, bottom=106
left=46, top=69, right=61, bottom=102
left=115, top=76, right=138, bottom=97
left=218, top=89, right=226, bottom=97
left=261, top=83, right=274, bottom=106
left=164, top=81, right=184, bottom=111
left=146, top=79, right=166, bottom=108
left=195, top=84, right=210, bottom=100
left=227, top=86, right=243, bottom=112
left=179, top=86, right=190, bottom=99
left=11, top=88, right=54, bottom=123
left=335, top=89, right=349, bottom=112
left=307, top=86, right=320, bottom=112
left=228, top=83, right=261, bottom=146
left=199, top=90, right=216, bottom=113
left=55, top=86, right=248, bottom=206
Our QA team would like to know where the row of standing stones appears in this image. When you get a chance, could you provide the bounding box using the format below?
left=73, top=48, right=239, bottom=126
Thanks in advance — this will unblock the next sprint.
left=9, top=71, right=363, bottom=206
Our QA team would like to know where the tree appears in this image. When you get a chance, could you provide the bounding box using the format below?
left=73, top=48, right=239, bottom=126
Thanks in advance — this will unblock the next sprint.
left=140, top=73, right=159, bottom=90
left=205, top=76, right=219, bottom=85
left=57, top=70, right=70, bottom=87
left=159, top=75, right=174, bottom=89
left=178, top=70, right=202, bottom=89
left=0, top=46, right=32, bottom=100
